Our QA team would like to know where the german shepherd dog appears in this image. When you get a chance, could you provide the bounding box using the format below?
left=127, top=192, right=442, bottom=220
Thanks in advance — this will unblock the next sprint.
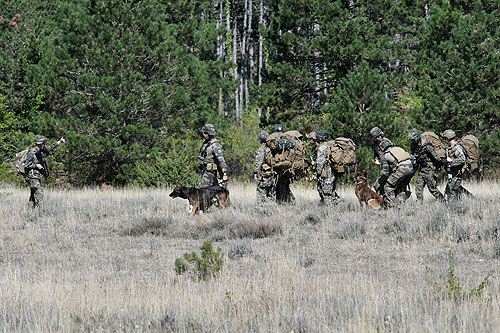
left=355, top=171, right=384, bottom=209
left=169, top=185, right=230, bottom=216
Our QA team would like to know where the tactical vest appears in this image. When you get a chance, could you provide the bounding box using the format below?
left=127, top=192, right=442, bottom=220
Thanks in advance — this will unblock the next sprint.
left=388, top=147, right=410, bottom=165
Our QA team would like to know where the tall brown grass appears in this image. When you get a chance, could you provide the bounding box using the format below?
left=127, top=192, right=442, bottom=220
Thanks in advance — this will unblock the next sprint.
left=0, top=180, right=499, bottom=331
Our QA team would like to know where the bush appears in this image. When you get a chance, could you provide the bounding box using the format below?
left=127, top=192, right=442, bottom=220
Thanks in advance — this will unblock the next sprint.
left=425, top=251, right=494, bottom=301
left=175, top=240, right=224, bottom=281
left=132, top=142, right=199, bottom=187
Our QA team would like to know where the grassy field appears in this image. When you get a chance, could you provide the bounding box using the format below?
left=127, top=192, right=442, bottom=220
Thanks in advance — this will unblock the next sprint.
left=0, top=180, right=499, bottom=331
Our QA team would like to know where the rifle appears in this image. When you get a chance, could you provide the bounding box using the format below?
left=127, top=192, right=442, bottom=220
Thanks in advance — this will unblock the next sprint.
left=443, top=148, right=452, bottom=201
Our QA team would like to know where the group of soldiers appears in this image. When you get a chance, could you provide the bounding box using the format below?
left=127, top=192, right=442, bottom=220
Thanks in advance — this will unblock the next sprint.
left=24, top=123, right=471, bottom=215
left=369, top=126, right=471, bottom=207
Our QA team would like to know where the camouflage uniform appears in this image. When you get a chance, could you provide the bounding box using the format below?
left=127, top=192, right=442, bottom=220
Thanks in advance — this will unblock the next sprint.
left=446, top=142, right=467, bottom=200
left=374, top=145, right=415, bottom=208
left=24, top=138, right=62, bottom=210
left=369, top=127, right=386, bottom=165
left=254, top=143, right=275, bottom=204
left=315, top=142, right=340, bottom=205
left=198, top=137, right=228, bottom=188
left=410, top=138, right=443, bottom=201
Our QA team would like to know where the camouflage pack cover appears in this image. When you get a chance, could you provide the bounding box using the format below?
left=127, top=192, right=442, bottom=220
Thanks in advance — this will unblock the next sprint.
left=265, top=130, right=306, bottom=175
left=459, top=134, right=479, bottom=170
left=326, top=137, right=356, bottom=167
left=14, top=147, right=30, bottom=176
left=421, top=131, right=446, bottom=160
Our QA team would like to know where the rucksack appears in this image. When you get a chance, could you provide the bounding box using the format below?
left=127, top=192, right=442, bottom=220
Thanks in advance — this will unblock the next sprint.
left=326, top=137, right=356, bottom=172
left=265, top=130, right=306, bottom=175
left=459, top=134, right=479, bottom=171
left=421, top=131, right=446, bottom=160
left=14, top=147, right=30, bottom=176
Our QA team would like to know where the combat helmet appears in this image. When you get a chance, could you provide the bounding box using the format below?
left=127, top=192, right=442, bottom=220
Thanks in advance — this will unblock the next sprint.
left=441, top=129, right=456, bottom=140
left=314, top=130, right=330, bottom=142
left=34, top=135, right=47, bottom=145
left=379, top=138, right=393, bottom=152
left=270, top=123, right=284, bottom=133
left=257, top=130, right=269, bottom=143
left=369, top=126, right=384, bottom=139
left=201, top=124, right=216, bottom=136
left=407, top=128, right=421, bottom=141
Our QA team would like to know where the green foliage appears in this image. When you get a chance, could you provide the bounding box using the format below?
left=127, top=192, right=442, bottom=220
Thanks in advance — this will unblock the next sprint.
left=175, top=240, right=224, bottom=281
left=219, top=109, right=261, bottom=181
left=425, top=251, right=494, bottom=301
left=1, top=0, right=500, bottom=184
left=131, top=139, right=199, bottom=187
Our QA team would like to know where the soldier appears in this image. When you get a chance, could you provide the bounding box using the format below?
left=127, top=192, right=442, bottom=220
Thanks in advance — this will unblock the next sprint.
left=310, top=130, right=341, bottom=205
left=369, top=126, right=387, bottom=166
left=441, top=129, right=470, bottom=200
left=374, top=139, right=415, bottom=208
left=253, top=130, right=276, bottom=205
left=24, top=135, right=66, bottom=213
left=270, top=124, right=295, bottom=204
left=407, top=128, right=443, bottom=201
left=197, top=124, right=228, bottom=188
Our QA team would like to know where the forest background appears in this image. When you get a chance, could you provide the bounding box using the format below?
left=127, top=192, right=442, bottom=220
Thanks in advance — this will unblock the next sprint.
left=0, top=0, right=499, bottom=187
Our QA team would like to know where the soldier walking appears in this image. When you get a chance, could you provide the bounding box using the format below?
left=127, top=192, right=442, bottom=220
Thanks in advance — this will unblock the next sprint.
left=197, top=124, right=228, bottom=188
left=441, top=129, right=470, bottom=200
left=24, top=135, right=66, bottom=215
left=374, top=139, right=415, bottom=208
left=270, top=124, right=295, bottom=204
left=407, top=128, right=443, bottom=201
left=308, top=130, right=341, bottom=205
left=254, top=130, right=276, bottom=205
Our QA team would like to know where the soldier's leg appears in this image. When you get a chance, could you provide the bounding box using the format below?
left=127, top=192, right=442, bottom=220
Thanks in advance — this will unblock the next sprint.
left=415, top=171, right=425, bottom=201
left=383, top=182, right=397, bottom=208
left=257, top=176, right=275, bottom=204
left=199, top=171, right=216, bottom=187
left=317, top=179, right=326, bottom=203
left=276, top=175, right=286, bottom=203
left=284, top=176, right=295, bottom=204
left=425, top=170, right=443, bottom=201
left=448, top=175, right=462, bottom=200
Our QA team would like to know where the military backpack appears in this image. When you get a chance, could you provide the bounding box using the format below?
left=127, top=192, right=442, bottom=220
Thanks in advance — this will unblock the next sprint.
left=265, top=130, right=306, bottom=176
left=325, top=137, right=356, bottom=173
left=421, top=131, right=446, bottom=160
left=459, top=134, right=479, bottom=171
left=14, top=147, right=30, bottom=176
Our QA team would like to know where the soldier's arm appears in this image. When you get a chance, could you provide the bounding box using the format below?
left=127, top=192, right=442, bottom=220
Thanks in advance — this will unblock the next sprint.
left=315, top=145, right=328, bottom=176
left=424, top=143, right=443, bottom=166
left=214, top=144, right=228, bottom=176
left=451, top=145, right=466, bottom=166
left=254, top=145, right=265, bottom=175
left=377, top=156, right=391, bottom=184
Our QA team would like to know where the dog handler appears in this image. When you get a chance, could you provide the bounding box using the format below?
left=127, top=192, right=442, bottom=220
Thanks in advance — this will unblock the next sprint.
left=197, top=124, right=228, bottom=188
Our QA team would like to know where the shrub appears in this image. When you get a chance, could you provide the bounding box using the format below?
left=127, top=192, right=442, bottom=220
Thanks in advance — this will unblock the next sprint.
left=175, top=240, right=224, bottom=281
left=424, top=251, right=494, bottom=301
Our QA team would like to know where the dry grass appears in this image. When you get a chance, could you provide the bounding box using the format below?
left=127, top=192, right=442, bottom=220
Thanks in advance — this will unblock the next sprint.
left=0, top=180, right=499, bottom=331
